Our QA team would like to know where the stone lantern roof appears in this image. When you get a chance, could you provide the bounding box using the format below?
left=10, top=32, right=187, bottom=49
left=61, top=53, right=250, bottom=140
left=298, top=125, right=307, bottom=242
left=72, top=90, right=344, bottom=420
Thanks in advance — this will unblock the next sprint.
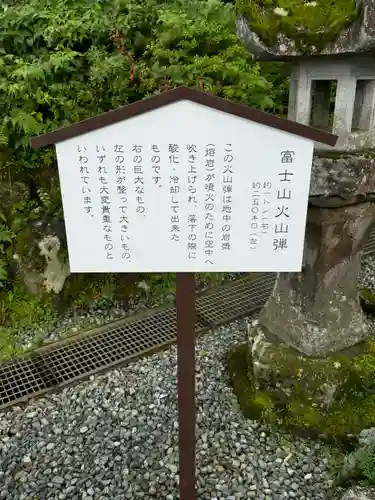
left=236, top=0, right=375, bottom=152
left=236, top=0, right=375, bottom=59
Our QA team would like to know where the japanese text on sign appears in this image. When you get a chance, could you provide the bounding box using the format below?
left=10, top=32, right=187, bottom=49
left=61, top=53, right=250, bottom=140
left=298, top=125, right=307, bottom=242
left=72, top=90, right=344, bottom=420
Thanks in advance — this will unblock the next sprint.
left=55, top=100, right=314, bottom=272
left=273, top=150, right=295, bottom=252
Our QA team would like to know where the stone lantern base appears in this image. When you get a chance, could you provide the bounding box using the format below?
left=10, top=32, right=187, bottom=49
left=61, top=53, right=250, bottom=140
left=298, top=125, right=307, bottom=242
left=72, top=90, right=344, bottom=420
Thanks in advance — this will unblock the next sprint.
left=228, top=324, right=375, bottom=443
left=259, top=201, right=375, bottom=358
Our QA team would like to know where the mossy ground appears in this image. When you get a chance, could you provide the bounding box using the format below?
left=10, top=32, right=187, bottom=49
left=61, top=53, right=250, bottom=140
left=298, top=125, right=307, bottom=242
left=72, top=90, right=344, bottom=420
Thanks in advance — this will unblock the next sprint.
left=360, top=289, right=375, bottom=316
left=228, top=340, right=375, bottom=445
left=236, top=0, right=358, bottom=53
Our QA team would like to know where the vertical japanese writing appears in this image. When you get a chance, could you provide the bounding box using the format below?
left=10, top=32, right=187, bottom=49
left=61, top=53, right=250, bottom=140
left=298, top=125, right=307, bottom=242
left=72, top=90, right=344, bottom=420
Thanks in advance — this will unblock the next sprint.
left=249, top=182, right=260, bottom=250
left=273, top=150, right=295, bottom=251
left=261, top=181, right=272, bottom=235
left=78, top=145, right=93, bottom=216
left=187, top=144, right=198, bottom=260
left=169, top=144, right=180, bottom=242
left=221, top=144, right=233, bottom=251
left=97, top=145, right=113, bottom=260
left=151, top=144, right=162, bottom=187
left=114, top=144, right=131, bottom=261
left=250, top=180, right=273, bottom=249
left=133, top=145, right=145, bottom=216
left=204, top=144, right=216, bottom=265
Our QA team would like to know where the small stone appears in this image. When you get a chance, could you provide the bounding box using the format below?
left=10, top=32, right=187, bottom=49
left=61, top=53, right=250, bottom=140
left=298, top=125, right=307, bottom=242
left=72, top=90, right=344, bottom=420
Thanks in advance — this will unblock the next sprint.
left=80, top=426, right=88, bottom=434
left=168, top=464, right=178, bottom=474
left=52, top=476, right=64, bottom=485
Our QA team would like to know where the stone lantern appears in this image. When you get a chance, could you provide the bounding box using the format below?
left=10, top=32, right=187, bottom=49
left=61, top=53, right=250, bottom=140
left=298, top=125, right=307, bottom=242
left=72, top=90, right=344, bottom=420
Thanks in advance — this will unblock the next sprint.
left=236, top=0, right=375, bottom=358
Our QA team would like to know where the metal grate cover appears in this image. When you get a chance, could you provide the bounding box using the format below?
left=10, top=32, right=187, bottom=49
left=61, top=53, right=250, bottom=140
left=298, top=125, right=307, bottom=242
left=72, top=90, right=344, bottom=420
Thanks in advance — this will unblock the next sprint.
left=0, top=358, right=49, bottom=407
left=0, top=275, right=270, bottom=410
left=196, top=273, right=276, bottom=327
left=0, top=308, right=208, bottom=409
left=364, top=228, right=375, bottom=256
left=3, top=229, right=375, bottom=412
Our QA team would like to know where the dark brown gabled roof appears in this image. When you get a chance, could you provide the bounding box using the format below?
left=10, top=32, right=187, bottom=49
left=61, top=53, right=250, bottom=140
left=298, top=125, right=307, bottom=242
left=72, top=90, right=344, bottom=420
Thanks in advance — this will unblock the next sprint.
left=32, top=85, right=337, bottom=148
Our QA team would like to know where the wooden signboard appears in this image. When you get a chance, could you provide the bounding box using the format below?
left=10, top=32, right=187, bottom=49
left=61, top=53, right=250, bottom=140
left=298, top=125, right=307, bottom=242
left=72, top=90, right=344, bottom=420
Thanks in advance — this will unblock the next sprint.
left=33, top=86, right=337, bottom=499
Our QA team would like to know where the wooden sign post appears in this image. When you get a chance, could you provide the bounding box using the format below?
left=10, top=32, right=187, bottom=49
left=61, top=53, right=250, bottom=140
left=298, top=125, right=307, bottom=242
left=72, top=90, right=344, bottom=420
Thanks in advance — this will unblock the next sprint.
left=32, top=86, right=337, bottom=499
left=176, top=272, right=197, bottom=498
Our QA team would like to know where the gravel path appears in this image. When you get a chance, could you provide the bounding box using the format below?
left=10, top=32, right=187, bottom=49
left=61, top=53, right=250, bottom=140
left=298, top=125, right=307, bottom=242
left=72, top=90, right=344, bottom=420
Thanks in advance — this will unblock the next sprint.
left=357, top=255, right=375, bottom=290
left=2, top=257, right=375, bottom=498
left=0, top=319, right=334, bottom=500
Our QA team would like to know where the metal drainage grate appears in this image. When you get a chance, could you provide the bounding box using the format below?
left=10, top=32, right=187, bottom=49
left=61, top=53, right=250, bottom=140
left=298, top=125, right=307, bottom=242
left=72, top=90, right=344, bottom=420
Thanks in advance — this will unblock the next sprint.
left=0, top=358, right=50, bottom=407
left=42, top=307, right=208, bottom=387
left=0, top=307, right=208, bottom=409
left=364, top=228, right=375, bottom=257
left=197, top=273, right=276, bottom=327
left=1, top=273, right=273, bottom=410
left=3, top=233, right=375, bottom=411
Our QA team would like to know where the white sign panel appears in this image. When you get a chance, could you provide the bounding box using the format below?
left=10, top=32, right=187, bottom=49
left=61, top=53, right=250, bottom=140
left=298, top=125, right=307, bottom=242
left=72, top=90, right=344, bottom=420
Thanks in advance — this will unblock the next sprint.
left=55, top=100, right=314, bottom=273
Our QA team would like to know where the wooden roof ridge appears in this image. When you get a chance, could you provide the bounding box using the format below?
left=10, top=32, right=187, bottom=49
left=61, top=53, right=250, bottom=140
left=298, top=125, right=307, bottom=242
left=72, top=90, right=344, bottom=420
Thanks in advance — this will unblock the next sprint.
left=32, top=85, right=337, bottom=148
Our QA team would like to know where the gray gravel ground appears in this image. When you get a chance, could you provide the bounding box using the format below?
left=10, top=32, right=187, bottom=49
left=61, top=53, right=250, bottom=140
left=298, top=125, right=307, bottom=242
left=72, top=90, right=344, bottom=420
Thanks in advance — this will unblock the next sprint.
left=3, top=257, right=375, bottom=498
left=357, top=255, right=375, bottom=291
left=0, top=318, right=334, bottom=500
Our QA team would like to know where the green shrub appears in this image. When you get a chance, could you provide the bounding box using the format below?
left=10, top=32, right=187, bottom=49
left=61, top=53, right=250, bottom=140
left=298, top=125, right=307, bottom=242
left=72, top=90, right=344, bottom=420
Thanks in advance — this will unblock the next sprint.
left=0, top=0, right=286, bottom=331
left=359, top=444, right=375, bottom=485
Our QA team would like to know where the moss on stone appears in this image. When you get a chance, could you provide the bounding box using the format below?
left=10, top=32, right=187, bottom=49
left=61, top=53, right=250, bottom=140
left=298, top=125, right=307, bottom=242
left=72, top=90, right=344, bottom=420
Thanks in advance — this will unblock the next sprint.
left=360, top=288, right=375, bottom=317
left=236, top=0, right=359, bottom=53
left=361, top=289, right=375, bottom=302
left=228, top=343, right=279, bottom=422
left=228, top=340, right=375, bottom=443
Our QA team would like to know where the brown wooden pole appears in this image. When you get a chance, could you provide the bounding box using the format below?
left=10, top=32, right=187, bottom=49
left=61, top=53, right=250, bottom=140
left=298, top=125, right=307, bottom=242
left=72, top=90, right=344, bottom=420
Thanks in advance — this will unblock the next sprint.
left=176, top=272, right=197, bottom=500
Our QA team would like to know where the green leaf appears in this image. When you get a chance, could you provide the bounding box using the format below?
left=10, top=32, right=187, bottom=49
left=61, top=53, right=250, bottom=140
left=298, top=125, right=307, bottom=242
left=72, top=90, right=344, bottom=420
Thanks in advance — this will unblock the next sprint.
left=0, top=260, right=8, bottom=284
left=0, top=226, right=14, bottom=242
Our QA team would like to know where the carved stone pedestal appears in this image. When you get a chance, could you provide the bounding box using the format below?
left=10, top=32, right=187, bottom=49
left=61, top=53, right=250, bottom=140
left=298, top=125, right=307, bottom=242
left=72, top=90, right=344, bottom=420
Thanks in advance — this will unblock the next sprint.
left=226, top=322, right=375, bottom=440
left=259, top=202, right=375, bottom=357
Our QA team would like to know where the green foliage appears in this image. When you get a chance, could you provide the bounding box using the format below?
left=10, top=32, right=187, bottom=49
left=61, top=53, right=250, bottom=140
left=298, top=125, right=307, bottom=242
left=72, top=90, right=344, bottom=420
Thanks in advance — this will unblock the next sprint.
left=0, top=213, right=15, bottom=288
left=324, top=444, right=346, bottom=479
left=0, top=0, right=279, bottom=242
left=357, top=444, right=375, bottom=486
left=0, top=327, right=24, bottom=360
left=72, top=275, right=118, bottom=310
left=0, top=284, right=57, bottom=359
left=0, top=0, right=275, bottom=165
left=142, top=0, right=274, bottom=108
left=236, top=0, right=358, bottom=52
left=0, top=286, right=56, bottom=329
left=0, top=0, right=286, bottom=338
